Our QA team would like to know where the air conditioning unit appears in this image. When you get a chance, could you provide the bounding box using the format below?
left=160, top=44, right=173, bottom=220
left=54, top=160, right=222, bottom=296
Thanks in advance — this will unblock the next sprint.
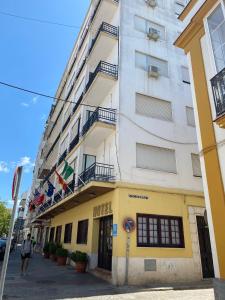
left=147, top=28, right=160, bottom=41
left=146, top=0, right=157, bottom=8
left=148, top=66, right=159, bottom=78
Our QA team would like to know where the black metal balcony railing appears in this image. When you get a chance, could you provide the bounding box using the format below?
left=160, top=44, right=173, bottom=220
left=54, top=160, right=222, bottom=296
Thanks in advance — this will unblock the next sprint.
left=53, top=190, right=62, bottom=204
left=82, top=107, right=116, bottom=136
left=58, top=150, right=67, bottom=166
left=64, top=177, right=75, bottom=198
left=69, top=134, right=80, bottom=152
left=78, top=162, right=114, bottom=187
left=211, top=67, right=225, bottom=117
left=62, top=115, right=71, bottom=133
left=89, top=22, right=119, bottom=56
left=86, top=61, right=118, bottom=93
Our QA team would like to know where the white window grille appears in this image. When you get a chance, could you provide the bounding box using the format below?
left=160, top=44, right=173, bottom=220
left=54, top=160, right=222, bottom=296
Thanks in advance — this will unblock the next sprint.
left=136, top=94, right=172, bottom=121
left=186, top=106, right=195, bottom=127
left=191, top=153, right=202, bottom=177
left=136, top=144, right=177, bottom=173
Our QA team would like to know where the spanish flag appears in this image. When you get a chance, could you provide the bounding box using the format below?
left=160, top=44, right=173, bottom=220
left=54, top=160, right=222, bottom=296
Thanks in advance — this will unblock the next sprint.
left=55, top=170, right=68, bottom=191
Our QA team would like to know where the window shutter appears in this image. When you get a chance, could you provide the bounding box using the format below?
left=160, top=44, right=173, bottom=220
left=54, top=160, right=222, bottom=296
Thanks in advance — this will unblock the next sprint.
left=136, top=144, right=177, bottom=173
left=136, top=94, right=172, bottom=121
left=191, top=154, right=202, bottom=177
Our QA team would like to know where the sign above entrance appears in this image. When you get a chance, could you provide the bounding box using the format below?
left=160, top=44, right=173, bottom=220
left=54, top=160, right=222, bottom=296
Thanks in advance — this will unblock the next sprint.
left=93, top=202, right=113, bottom=218
left=123, top=218, right=135, bottom=233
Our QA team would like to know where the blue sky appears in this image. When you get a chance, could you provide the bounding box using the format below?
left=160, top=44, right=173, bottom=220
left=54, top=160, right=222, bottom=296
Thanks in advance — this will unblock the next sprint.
left=0, top=0, right=90, bottom=207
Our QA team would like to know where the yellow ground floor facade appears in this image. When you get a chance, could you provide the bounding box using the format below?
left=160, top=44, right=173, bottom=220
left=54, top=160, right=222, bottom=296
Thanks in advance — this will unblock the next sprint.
left=37, top=184, right=213, bottom=285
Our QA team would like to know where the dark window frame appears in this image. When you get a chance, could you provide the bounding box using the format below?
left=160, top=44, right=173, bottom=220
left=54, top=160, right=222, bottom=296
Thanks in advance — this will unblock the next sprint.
left=49, top=227, right=55, bottom=243
left=55, top=225, right=62, bottom=244
left=136, top=214, right=185, bottom=248
left=77, top=219, right=89, bottom=244
left=64, top=223, right=73, bottom=244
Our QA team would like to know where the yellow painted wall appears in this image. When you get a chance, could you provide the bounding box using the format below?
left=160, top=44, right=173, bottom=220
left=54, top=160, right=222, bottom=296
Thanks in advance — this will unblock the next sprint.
left=50, top=185, right=204, bottom=259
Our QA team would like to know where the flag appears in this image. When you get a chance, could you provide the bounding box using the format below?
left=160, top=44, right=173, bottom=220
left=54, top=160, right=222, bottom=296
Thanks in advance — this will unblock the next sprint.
left=36, top=194, right=45, bottom=206
left=33, top=189, right=45, bottom=206
left=61, top=160, right=74, bottom=180
left=28, top=201, right=35, bottom=212
left=55, top=170, right=68, bottom=191
left=45, top=180, right=55, bottom=197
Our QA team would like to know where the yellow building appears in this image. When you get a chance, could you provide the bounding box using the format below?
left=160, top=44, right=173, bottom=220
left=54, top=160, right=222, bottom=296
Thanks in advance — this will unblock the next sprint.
left=28, top=0, right=214, bottom=286
left=175, top=0, right=225, bottom=298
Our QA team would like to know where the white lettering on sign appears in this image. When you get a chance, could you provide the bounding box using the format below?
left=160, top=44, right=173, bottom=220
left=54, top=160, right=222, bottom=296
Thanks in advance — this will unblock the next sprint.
left=128, top=194, right=149, bottom=200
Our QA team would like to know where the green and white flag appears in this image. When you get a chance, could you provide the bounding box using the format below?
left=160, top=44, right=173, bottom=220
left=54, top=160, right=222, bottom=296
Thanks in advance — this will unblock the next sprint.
left=61, top=160, right=74, bottom=180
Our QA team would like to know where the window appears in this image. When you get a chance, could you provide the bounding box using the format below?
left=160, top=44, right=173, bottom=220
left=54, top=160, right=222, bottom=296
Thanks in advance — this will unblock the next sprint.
left=64, top=223, right=73, bottom=243
left=207, top=4, right=225, bottom=72
left=55, top=226, right=62, bottom=244
left=63, top=105, right=71, bottom=124
left=60, top=134, right=69, bottom=155
left=186, top=106, right=195, bottom=127
left=135, top=52, right=169, bottom=77
left=191, top=153, right=202, bottom=177
left=77, top=220, right=89, bottom=244
left=134, top=16, right=165, bottom=40
left=136, top=93, right=172, bottom=121
left=181, top=66, right=190, bottom=84
left=136, top=144, right=177, bottom=173
left=49, top=227, right=55, bottom=242
left=82, top=154, right=96, bottom=171
left=71, top=118, right=80, bottom=140
left=137, top=214, right=185, bottom=248
left=175, top=1, right=186, bottom=16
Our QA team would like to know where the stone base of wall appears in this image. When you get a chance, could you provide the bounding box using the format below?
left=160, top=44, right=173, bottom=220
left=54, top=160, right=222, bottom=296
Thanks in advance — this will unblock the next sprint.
left=214, top=278, right=225, bottom=300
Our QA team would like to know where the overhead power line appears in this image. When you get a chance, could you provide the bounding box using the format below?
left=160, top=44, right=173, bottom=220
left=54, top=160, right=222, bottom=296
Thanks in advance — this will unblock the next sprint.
left=0, top=11, right=81, bottom=29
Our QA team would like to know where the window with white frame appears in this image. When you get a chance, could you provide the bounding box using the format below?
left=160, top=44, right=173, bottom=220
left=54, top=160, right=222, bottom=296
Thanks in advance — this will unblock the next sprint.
left=186, top=106, right=195, bottom=127
left=134, top=15, right=165, bottom=40
left=174, top=0, right=190, bottom=16
left=181, top=66, right=190, bottom=84
left=207, top=4, right=225, bottom=72
left=60, top=134, right=69, bottom=155
left=191, top=153, right=202, bottom=177
left=71, top=118, right=80, bottom=140
left=135, top=51, right=169, bottom=76
left=63, top=105, right=71, bottom=125
left=136, top=93, right=173, bottom=121
left=136, top=143, right=177, bottom=173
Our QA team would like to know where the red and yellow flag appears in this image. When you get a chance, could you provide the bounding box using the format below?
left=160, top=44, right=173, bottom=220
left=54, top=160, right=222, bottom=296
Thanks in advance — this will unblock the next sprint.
left=55, top=170, right=68, bottom=191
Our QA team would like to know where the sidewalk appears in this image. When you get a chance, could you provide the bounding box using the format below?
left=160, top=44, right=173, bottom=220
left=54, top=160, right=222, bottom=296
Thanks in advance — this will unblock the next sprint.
left=0, top=250, right=215, bottom=300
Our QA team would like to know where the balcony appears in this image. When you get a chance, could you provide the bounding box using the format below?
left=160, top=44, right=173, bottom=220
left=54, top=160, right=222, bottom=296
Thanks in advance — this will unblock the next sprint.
left=36, top=163, right=115, bottom=219
left=78, top=163, right=115, bottom=187
left=91, top=0, right=119, bottom=34
left=88, top=22, right=119, bottom=68
left=211, top=67, right=225, bottom=128
left=84, top=61, right=118, bottom=106
left=82, top=107, right=116, bottom=147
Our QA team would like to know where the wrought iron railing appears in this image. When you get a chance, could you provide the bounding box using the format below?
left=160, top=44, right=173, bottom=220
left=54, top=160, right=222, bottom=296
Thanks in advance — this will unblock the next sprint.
left=86, top=61, right=118, bottom=92
left=53, top=190, right=62, bottom=204
left=78, top=162, right=115, bottom=187
left=89, top=22, right=119, bottom=55
left=211, top=67, right=225, bottom=117
left=58, top=150, right=67, bottom=166
left=69, top=134, right=80, bottom=152
left=82, top=107, right=116, bottom=136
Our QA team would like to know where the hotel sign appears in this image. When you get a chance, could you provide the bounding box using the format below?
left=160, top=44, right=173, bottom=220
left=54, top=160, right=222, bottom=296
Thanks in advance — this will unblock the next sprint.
left=93, top=202, right=113, bottom=218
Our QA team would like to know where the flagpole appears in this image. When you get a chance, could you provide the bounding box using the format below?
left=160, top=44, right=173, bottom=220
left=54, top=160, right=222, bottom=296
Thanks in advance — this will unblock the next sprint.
left=0, top=167, right=23, bottom=300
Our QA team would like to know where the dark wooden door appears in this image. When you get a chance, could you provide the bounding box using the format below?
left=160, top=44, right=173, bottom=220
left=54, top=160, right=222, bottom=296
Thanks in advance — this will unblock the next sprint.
left=98, top=216, right=113, bottom=271
left=197, top=216, right=214, bottom=278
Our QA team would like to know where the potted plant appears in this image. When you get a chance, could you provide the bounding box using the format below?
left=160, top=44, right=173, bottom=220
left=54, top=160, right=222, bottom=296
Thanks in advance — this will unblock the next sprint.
left=71, top=251, right=88, bottom=273
left=43, top=242, right=50, bottom=259
left=49, top=243, right=57, bottom=261
left=56, top=248, right=68, bottom=266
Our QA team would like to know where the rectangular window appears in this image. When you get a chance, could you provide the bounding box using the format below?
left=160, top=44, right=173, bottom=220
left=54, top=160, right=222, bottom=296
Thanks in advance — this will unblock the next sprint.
left=137, top=214, right=185, bottom=248
left=49, top=227, right=55, bottom=242
left=60, top=134, right=69, bottom=155
left=136, top=93, right=172, bottom=121
left=55, top=226, right=62, bottom=244
left=82, top=154, right=96, bottom=171
left=134, top=16, right=165, bottom=40
left=186, top=106, right=195, bottom=127
left=175, top=1, right=186, bottom=16
left=136, top=143, right=177, bottom=173
left=77, top=220, right=89, bottom=244
left=207, top=4, right=225, bottom=72
left=64, top=223, right=73, bottom=243
left=135, top=52, right=168, bottom=77
left=181, top=66, right=190, bottom=84
left=71, top=118, right=80, bottom=140
left=191, top=153, right=202, bottom=177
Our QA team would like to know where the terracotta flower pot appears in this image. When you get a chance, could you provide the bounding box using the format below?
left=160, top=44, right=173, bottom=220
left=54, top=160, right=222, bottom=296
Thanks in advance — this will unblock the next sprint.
left=57, top=256, right=67, bottom=266
left=44, top=252, right=50, bottom=259
left=75, top=261, right=87, bottom=273
left=50, top=254, right=57, bottom=261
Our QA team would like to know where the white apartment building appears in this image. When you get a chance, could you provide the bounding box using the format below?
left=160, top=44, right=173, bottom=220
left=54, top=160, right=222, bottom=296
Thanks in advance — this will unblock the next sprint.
left=30, top=0, right=214, bottom=285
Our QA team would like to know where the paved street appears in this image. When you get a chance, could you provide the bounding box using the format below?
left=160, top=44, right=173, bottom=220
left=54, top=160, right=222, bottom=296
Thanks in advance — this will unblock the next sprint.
left=0, top=250, right=215, bottom=300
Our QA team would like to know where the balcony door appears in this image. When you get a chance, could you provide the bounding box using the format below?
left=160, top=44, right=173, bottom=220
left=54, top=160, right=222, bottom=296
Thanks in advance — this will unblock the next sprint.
left=207, top=3, right=225, bottom=72
left=82, top=154, right=96, bottom=171
left=98, top=216, right=113, bottom=271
